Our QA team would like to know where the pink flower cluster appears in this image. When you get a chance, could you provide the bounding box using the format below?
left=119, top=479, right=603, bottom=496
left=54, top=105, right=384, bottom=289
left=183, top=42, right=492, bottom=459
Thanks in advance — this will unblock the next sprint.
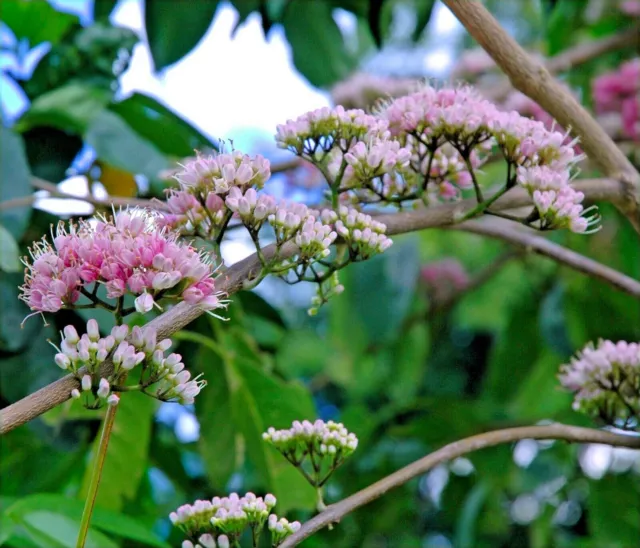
left=559, top=339, right=640, bottom=423
left=321, top=206, right=392, bottom=259
left=620, top=0, right=640, bottom=16
left=518, top=166, right=599, bottom=233
left=20, top=210, right=221, bottom=316
left=275, top=105, right=389, bottom=156
left=593, top=59, right=640, bottom=141
left=420, top=259, right=470, bottom=301
left=330, top=72, right=418, bottom=109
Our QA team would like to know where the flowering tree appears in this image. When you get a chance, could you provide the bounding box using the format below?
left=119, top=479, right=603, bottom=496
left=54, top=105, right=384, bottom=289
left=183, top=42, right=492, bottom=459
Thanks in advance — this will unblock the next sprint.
left=0, top=1, right=639, bottom=547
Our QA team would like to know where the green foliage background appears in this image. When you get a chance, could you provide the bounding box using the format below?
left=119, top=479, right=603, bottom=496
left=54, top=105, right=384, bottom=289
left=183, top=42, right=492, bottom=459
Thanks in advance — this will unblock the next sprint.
left=0, top=1, right=638, bottom=547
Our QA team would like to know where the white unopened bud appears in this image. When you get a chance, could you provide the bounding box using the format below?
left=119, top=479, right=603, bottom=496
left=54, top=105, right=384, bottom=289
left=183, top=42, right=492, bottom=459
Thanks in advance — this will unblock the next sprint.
left=97, top=378, right=110, bottom=399
left=63, top=325, right=79, bottom=344
left=70, top=389, right=81, bottom=399
left=81, top=375, right=92, bottom=392
left=107, top=394, right=120, bottom=406
left=135, top=293, right=155, bottom=314
left=55, top=353, right=70, bottom=370
left=86, top=319, right=100, bottom=341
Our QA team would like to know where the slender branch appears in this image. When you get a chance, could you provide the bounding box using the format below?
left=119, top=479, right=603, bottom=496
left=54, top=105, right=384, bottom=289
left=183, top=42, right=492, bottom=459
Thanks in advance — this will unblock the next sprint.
left=75, top=402, right=118, bottom=548
left=455, top=218, right=640, bottom=298
left=0, top=179, right=637, bottom=434
left=443, top=0, right=640, bottom=233
left=280, top=424, right=640, bottom=547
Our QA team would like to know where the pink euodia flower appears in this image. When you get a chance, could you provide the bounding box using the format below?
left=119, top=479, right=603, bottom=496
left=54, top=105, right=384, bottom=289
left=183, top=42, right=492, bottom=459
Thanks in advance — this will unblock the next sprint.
left=20, top=209, right=224, bottom=321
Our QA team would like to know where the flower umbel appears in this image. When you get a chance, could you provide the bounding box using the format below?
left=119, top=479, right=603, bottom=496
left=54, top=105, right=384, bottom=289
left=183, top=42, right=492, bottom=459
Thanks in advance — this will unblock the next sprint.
left=559, top=339, right=640, bottom=427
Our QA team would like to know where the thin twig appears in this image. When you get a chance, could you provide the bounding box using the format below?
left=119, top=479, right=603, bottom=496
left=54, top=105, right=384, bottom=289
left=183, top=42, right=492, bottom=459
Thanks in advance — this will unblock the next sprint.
left=280, top=423, right=640, bottom=546
left=443, top=0, right=640, bottom=233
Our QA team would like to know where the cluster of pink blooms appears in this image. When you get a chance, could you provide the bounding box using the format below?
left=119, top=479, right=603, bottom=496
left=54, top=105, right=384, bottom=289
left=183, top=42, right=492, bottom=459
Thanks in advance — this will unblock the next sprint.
left=275, top=105, right=390, bottom=157
left=559, top=339, right=640, bottom=424
left=159, top=151, right=271, bottom=237
left=593, top=59, right=640, bottom=141
left=263, top=419, right=359, bottom=469
left=420, top=259, right=470, bottom=303
left=20, top=210, right=221, bottom=317
left=330, top=72, right=418, bottom=109
left=171, top=492, right=299, bottom=547
left=620, top=0, right=640, bottom=16
left=53, top=320, right=204, bottom=405
left=518, top=166, right=599, bottom=232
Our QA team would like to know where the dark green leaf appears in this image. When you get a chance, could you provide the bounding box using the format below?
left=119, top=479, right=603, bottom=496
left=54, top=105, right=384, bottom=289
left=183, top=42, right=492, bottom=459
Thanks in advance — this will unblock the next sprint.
left=196, top=346, right=237, bottom=490
left=588, top=474, right=640, bottom=546
left=15, top=82, right=112, bottom=135
left=0, top=0, right=77, bottom=46
left=388, top=322, right=430, bottom=405
left=144, top=0, right=221, bottom=71
left=5, top=494, right=169, bottom=548
left=80, top=392, right=156, bottom=511
left=0, top=225, right=21, bottom=273
left=85, top=110, right=170, bottom=179
left=109, top=92, right=217, bottom=158
left=283, top=0, right=356, bottom=87
left=23, top=127, right=83, bottom=183
left=0, top=127, right=32, bottom=239
left=411, top=0, right=436, bottom=41
left=93, top=0, right=119, bottom=21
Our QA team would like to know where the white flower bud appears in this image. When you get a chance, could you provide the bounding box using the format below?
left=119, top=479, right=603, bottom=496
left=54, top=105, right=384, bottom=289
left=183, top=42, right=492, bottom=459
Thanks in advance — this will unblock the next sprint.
left=70, top=389, right=81, bottom=399
left=86, top=319, right=100, bottom=341
left=63, top=325, right=80, bottom=344
left=97, top=378, right=110, bottom=399
left=81, top=375, right=92, bottom=392
left=55, top=353, right=70, bottom=370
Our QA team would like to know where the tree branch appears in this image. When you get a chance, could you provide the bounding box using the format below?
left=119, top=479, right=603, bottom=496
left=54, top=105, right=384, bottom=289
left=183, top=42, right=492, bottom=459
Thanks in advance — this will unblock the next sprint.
left=443, top=0, right=640, bottom=233
left=455, top=219, right=640, bottom=298
left=280, top=423, right=640, bottom=547
left=0, top=179, right=636, bottom=434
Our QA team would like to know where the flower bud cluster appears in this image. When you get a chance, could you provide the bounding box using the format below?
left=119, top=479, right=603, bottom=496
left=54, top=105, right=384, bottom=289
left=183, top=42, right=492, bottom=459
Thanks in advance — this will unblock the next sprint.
left=559, top=339, right=640, bottom=425
left=20, top=209, right=221, bottom=318
left=174, top=151, right=271, bottom=194
left=593, top=58, right=640, bottom=141
left=327, top=138, right=412, bottom=190
left=321, top=206, right=392, bottom=259
left=518, top=166, right=600, bottom=233
left=275, top=105, right=390, bottom=156
left=170, top=492, right=298, bottom=547
left=225, top=187, right=277, bottom=229
left=268, top=515, right=302, bottom=546
left=54, top=320, right=203, bottom=406
left=263, top=420, right=358, bottom=487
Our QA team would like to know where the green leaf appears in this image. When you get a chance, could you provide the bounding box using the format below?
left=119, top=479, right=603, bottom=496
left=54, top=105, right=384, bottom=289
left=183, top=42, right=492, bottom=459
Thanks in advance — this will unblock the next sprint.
left=15, top=82, right=112, bottom=135
left=80, top=392, right=156, bottom=511
left=0, top=0, right=78, bottom=46
left=93, top=0, right=119, bottom=21
left=85, top=110, right=170, bottom=180
left=4, top=495, right=170, bottom=548
left=10, top=510, right=117, bottom=548
left=588, top=474, right=640, bottom=546
left=0, top=225, right=21, bottom=273
left=276, top=329, right=330, bottom=379
left=388, top=322, right=430, bottom=405
left=0, top=127, right=32, bottom=240
left=144, top=0, right=221, bottom=71
left=411, top=0, right=436, bottom=41
left=544, top=0, right=585, bottom=55
left=109, top=92, right=217, bottom=158
left=195, top=346, right=238, bottom=490
left=283, top=0, right=356, bottom=87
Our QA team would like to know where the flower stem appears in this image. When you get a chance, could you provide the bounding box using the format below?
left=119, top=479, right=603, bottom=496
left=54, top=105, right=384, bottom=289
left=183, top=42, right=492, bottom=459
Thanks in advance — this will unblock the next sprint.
left=458, top=185, right=510, bottom=221
left=76, top=402, right=119, bottom=548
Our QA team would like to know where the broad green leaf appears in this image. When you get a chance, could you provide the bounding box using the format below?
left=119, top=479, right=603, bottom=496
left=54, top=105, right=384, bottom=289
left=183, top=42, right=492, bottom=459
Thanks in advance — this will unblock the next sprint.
left=93, top=0, right=119, bottom=21
left=481, top=281, right=549, bottom=402
left=15, top=82, right=112, bottom=135
left=543, top=0, right=585, bottom=55
left=7, top=510, right=117, bottom=548
left=80, top=392, right=156, bottom=511
left=283, top=0, right=356, bottom=87
left=144, top=0, right=221, bottom=71
left=454, top=481, right=491, bottom=548
left=23, top=127, right=83, bottom=183
left=411, top=0, right=436, bottom=41
left=0, top=225, right=21, bottom=273
left=5, top=494, right=169, bottom=548
left=388, top=322, right=430, bottom=405
left=109, top=92, right=217, bottom=158
left=276, top=329, right=330, bottom=379
left=0, top=127, right=32, bottom=239
left=588, top=474, right=640, bottom=546
left=85, top=110, right=170, bottom=180
left=195, top=346, right=238, bottom=490
left=0, top=0, right=77, bottom=46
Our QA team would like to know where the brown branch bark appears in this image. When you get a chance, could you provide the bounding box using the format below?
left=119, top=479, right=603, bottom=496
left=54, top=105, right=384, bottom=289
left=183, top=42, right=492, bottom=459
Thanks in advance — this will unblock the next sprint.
left=280, top=424, right=640, bottom=547
left=443, top=0, right=640, bottom=233
left=455, top=219, right=640, bottom=297
left=0, top=180, right=636, bottom=434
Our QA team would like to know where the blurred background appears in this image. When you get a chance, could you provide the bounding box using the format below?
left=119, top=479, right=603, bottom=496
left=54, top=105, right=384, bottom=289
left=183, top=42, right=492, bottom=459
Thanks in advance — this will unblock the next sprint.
left=0, top=0, right=639, bottom=546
